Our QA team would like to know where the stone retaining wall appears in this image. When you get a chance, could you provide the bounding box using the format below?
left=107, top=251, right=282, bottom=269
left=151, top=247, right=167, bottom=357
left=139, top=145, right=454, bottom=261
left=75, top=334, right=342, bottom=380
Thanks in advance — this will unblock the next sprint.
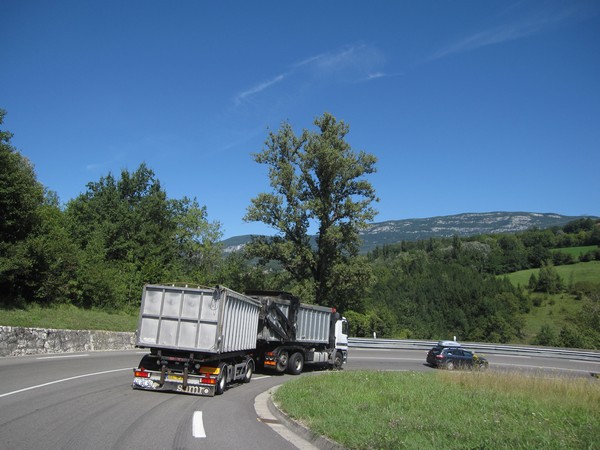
left=0, top=326, right=136, bottom=357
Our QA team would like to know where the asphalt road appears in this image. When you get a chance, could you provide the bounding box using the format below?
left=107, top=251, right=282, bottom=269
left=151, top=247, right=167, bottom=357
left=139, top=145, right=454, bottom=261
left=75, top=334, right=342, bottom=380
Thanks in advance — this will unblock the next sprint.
left=1, top=348, right=598, bottom=450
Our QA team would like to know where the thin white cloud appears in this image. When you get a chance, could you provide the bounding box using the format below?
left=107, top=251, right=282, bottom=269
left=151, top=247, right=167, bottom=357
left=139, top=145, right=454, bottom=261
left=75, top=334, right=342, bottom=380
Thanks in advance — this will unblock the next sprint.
left=425, top=3, right=599, bottom=63
left=295, top=44, right=367, bottom=71
left=362, top=71, right=403, bottom=82
left=234, top=73, right=287, bottom=105
left=234, top=44, right=386, bottom=105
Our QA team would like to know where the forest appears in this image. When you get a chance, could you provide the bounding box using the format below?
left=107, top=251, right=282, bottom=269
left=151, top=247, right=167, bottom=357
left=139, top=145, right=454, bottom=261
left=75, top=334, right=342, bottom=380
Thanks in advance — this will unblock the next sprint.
left=358, top=220, right=600, bottom=349
left=2, top=109, right=599, bottom=348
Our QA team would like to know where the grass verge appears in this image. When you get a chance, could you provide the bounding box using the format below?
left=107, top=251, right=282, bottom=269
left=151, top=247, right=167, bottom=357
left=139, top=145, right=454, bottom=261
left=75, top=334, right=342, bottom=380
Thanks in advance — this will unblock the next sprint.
left=0, top=303, right=137, bottom=332
left=274, top=370, right=600, bottom=449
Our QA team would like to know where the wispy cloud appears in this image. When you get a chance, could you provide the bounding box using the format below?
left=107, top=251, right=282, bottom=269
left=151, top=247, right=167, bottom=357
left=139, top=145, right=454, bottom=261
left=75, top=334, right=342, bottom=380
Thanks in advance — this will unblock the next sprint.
left=234, top=43, right=387, bottom=105
left=360, top=71, right=403, bottom=83
left=424, top=3, right=598, bottom=63
left=234, top=73, right=287, bottom=105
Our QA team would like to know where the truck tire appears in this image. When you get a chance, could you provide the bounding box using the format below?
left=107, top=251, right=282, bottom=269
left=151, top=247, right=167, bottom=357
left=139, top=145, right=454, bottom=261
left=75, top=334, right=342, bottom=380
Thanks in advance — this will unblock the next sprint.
left=243, top=359, right=254, bottom=383
left=276, top=352, right=289, bottom=372
left=138, top=355, right=159, bottom=370
left=215, top=363, right=227, bottom=395
left=287, top=352, right=304, bottom=375
left=333, top=351, right=344, bottom=370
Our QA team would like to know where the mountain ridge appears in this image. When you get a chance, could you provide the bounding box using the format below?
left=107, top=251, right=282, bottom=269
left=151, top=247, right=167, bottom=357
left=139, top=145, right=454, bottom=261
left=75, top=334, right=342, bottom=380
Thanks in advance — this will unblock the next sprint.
left=222, top=212, right=598, bottom=254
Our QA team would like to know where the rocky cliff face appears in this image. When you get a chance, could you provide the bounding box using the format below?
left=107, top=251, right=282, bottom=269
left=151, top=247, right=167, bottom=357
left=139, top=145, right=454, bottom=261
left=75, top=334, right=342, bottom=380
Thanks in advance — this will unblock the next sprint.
left=222, top=212, right=596, bottom=254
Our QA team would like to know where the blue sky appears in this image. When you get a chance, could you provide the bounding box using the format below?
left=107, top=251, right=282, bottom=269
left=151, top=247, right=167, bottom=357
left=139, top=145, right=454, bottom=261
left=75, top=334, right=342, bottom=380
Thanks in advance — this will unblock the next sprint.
left=2, top=1, right=599, bottom=239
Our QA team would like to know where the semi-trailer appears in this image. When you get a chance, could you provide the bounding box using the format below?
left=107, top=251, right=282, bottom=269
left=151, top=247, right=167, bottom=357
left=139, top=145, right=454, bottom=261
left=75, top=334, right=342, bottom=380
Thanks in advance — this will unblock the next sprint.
left=132, top=284, right=348, bottom=396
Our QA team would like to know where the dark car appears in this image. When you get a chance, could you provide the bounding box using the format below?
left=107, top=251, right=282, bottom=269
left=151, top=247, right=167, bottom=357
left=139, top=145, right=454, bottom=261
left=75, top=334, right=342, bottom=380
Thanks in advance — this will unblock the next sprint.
left=426, top=344, right=488, bottom=370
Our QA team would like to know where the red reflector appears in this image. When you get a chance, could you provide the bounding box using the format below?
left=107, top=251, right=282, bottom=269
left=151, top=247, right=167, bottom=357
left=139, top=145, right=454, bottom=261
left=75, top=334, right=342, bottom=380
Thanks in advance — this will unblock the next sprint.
left=201, top=378, right=216, bottom=385
left=436, top=355, right=445, bottom=359
left=134, top=370, right=150, bottom=378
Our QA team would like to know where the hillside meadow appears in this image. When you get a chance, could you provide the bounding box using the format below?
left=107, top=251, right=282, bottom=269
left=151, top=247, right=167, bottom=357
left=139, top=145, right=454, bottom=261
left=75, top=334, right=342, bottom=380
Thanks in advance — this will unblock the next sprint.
left=506, top=260, right=600, bottom=288
left=504, top=261, right=600, bottom=344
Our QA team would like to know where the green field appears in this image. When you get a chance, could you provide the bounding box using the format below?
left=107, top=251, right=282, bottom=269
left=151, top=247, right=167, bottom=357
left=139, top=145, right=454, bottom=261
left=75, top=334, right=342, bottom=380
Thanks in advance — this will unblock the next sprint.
left=505, top=261, right=600, bottom=288
left=503, top=261, right=600, bottom=343
left=275, top=371, right=600, bottom=449
left=550, top=245, right=598, bottom=257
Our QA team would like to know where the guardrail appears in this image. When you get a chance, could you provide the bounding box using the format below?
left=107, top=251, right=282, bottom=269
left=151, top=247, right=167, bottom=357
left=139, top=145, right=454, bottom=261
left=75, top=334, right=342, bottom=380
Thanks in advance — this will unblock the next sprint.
left=348, top=338, right=600, bottom=363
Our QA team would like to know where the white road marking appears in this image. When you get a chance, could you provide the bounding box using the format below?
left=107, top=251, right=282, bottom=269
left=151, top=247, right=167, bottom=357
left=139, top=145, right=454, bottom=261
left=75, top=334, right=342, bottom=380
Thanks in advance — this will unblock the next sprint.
left=36, top=354, right=90, bottom=360
left=0, top=368, right=131, bottom=398
left=492, top=362, right=592, bottom=373
left=192, top=411, right=206, bottom=438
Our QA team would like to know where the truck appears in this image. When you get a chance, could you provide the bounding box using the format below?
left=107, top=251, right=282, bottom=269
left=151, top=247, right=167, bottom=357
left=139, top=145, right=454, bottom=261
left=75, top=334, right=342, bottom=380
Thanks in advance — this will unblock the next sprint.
left=132, top=284, right=349, bottom=396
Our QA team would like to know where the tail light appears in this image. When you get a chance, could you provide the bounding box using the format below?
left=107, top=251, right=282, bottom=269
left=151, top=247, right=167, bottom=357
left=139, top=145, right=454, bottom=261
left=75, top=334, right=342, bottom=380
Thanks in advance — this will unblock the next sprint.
left=134, top=369, right=150, bottom=378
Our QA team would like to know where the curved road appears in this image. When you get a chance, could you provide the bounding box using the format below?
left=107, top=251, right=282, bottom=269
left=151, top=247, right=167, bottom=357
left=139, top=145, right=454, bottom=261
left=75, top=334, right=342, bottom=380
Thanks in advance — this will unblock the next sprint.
left=0, top=348, right=598, bottom=449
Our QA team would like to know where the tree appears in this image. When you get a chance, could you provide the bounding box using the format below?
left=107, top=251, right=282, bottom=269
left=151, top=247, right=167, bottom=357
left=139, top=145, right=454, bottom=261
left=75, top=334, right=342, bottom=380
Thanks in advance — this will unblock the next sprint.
left=244, top=113, right=378, bottom=311
left=66, top=164, right=178, bottom=307
left=0, top=110, right=45, bottom=305
left=0, top=110, right=44, bottom=244
left=535, top=262, right=563, bottom=294
left=171, top=196, right=223, bottom=283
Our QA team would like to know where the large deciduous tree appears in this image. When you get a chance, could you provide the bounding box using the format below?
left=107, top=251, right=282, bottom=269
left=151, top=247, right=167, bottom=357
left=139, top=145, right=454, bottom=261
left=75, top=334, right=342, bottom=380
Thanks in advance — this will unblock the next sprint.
left=65, top=164, right=224, bottom=307
left=0, top=110, right=77, bottom=305
left=1, top=109, right=44, bottom=305
left=244, top=112, right=378, bottom=311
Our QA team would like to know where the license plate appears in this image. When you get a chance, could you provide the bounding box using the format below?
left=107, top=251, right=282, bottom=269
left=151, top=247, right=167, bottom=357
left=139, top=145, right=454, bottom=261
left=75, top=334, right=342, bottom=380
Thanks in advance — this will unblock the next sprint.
left=167, top=375, right=184, bottom=382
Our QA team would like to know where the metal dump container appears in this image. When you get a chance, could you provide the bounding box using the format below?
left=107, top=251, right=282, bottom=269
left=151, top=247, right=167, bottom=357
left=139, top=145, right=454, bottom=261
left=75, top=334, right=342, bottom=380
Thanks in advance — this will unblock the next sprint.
left=136, top=285, right=261, bottom=353
left=254, top=294, right=332, bottom=344
left=295, top=303, right=332, bottom=343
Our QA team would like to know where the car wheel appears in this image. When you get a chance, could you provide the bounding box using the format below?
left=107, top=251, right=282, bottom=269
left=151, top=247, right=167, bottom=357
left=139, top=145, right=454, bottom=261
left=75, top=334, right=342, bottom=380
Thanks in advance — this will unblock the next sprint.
left=446, top=360, right=455, bottom=370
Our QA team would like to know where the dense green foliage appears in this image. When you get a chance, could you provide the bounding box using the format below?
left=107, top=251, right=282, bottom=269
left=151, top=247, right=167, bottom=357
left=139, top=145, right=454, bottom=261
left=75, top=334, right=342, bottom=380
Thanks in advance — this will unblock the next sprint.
left=355, top=222, right=600, bottom=346
left=244, top=113, right=378, bottom=310
left=0, top=110, right=261, bottom=309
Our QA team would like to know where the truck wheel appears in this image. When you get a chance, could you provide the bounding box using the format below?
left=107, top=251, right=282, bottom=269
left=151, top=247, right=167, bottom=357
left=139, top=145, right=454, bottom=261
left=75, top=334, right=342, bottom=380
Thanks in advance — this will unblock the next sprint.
left=215, top=363, right=227, bottom=395
left=287, top=352, right=304, bottom=375
left=276, top=352, right=289, bottom=372
left=243, top=359, right=254, bottom=383
left=333, top=351, right=343, bottom=370
left=138, top=355, right=159, bottom=370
